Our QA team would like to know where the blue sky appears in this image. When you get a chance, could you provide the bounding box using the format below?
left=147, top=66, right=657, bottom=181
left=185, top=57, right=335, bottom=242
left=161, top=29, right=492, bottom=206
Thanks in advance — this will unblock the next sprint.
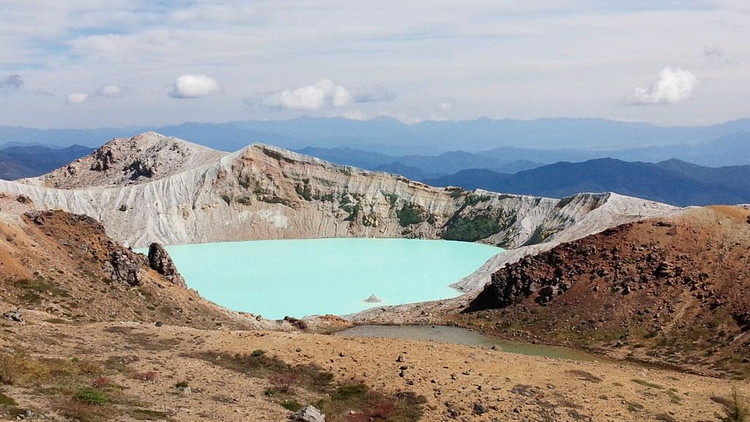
left=1, top=1, right=748, bottom=128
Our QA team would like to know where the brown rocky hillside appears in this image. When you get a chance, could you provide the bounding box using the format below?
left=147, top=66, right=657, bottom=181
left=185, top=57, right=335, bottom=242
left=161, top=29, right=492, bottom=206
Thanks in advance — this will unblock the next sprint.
left=456, top=206, right=750, bottom=378
left=0, top=196, right=259, bottom=330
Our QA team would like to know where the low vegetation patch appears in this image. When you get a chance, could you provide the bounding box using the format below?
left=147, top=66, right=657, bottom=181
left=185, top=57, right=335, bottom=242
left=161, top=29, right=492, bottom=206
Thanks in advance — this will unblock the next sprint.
left=74, top=388, right=108, bottom=405
left=565, top=370, right=603, bottom=383
left=188, top=351, right=425, bottom=421
left=397, top=203, right=430, bottom=226
left=129, top=408, right=171, bottom=420
left=443, top=215, right=503, bottom=241
left=713, top=388, right=750, bottom=422
left=630, top=378, right=664, bottom=389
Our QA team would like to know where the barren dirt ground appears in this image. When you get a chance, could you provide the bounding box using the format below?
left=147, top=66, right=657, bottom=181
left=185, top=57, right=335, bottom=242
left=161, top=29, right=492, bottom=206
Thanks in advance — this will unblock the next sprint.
left=1, top=310, right=745, bottom=422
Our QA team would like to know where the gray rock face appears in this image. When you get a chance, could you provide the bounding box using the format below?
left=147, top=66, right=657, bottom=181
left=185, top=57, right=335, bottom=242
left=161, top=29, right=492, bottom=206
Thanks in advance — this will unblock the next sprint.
left=292, top=405, right=325, bottom=422
left=147, top=242, right=186, bottom=287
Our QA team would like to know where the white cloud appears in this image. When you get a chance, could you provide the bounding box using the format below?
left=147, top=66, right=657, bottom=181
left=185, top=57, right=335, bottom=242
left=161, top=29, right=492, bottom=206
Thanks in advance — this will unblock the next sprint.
left=96, top=84, right=125, bottom=98
left=66, top=92, right=90, bottom=104
left=169, top=74, right=223, bottom=99
left=630, top=67, right=698, bottom=105
left=251, top=79, right=351, bottom=111
left=249, top=80, right=398, bottom=111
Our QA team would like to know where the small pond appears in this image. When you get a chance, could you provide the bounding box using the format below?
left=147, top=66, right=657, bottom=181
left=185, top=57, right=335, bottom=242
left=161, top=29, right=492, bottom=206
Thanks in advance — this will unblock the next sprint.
left=336, top=325, right=598, bottom=361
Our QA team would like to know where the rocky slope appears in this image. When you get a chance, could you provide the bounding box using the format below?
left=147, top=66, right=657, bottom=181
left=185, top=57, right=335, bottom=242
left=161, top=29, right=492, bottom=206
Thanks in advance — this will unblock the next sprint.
left=455, top=206, right=750, bottom=378
left=0, top=133, right=675, bottom=289
left=0, top=195, right=270, bottom=330
left=19, top=132, right=227, bottom=189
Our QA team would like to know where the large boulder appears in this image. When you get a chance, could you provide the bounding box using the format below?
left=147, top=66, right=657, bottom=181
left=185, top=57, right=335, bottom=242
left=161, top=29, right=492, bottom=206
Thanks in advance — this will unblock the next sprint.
left=147, top=243, right=186, bottom=287
left=292, top=405, right=325, bottom=422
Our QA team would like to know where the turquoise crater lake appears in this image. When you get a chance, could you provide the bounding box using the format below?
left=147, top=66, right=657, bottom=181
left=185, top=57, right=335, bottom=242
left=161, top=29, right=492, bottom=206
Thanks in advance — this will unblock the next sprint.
left=155, top=238, right=503, bottom=319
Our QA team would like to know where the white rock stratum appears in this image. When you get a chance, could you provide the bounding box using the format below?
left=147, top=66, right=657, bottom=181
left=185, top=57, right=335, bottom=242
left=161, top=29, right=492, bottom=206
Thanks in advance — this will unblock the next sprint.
left=0, top=132, right=677, bottom=291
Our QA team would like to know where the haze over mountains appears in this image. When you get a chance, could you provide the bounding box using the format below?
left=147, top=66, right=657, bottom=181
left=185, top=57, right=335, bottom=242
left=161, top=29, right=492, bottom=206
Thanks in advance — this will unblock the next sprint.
left=0, top=144, right=94, bottom=180
left=2, top=117, right=750, bottom=207
left=3, top=117, right=750, bottom=164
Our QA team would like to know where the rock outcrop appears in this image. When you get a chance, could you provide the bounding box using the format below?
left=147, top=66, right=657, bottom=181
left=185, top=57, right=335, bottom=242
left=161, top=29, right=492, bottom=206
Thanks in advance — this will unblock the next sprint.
left=106, top=246, right=143, bottom=286
left=148, top=242, right=186, bottom=287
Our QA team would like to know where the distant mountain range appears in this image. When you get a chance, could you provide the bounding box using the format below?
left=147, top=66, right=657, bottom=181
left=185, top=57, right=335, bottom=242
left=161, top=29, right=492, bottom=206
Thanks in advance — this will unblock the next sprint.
left=2, top=117, right=749, bottom=206
left=0, top=144, right=94, bottom=180
left=425, top=158, right=750, bottom=207
left=2, top=117, right=750, bottom=165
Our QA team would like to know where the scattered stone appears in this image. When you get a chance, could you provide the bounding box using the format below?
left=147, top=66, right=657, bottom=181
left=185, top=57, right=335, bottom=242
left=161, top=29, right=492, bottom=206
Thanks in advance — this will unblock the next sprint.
left=364, top=294, right=382, bottom=303
left=2, top=309, right=23, bottom=323
left=399, top=366, right=407, bottom=378
left=473, top=403, right=487, bottom=415
left=292, top=405, right=325, bottom=422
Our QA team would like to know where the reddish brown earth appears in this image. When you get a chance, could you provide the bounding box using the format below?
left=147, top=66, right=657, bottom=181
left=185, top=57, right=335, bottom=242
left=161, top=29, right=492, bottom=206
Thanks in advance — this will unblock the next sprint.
left=0, top=197, right=266, bottom=331
left=454, top=206, right=750, bottom=379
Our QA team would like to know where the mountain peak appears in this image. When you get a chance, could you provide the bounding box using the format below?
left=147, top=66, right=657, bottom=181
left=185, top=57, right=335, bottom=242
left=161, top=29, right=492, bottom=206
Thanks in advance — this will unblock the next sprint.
left=20, top=132, right=228, bottom=189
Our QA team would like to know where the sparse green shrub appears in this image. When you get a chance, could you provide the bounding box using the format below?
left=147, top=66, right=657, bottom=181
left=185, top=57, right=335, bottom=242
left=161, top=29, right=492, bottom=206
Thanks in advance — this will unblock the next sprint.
left=129, top=408, right=170, bottom=420
left=0, top=391, right=18, bottom=406
left=281, top=400, right=302, bottom=411
left=382, top=192, right=399, bottom=207
left=174, top=381, right=189, bottom=389
left=443, top=215, right=502, bottom=241
left=316, top=192, right=335, bottom=202
left=74, top=388, right=108, bottom=405
left=630, top=378, right=664, bottom=389
left=333, top=383, right=368, bottom=400
left=251, top=349, right=265, bottom=357
left=236, top=196, right=252, bottom=205
left=715, top=388, right=750, bottom=422
left=464, top=193, right=491, bottom=206
left=397, top=203, right=429, bottom=226
left=654, top=413, right=676, bottom=422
